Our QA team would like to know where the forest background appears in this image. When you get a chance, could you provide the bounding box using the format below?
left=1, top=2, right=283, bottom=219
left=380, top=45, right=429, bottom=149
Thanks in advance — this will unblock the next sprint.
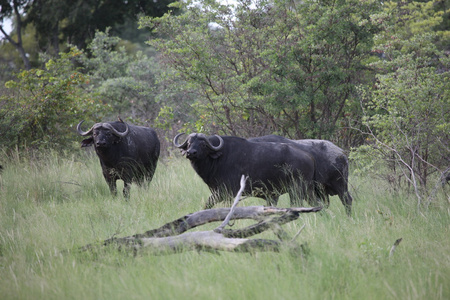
left=0, top=0, right=449, bottom=203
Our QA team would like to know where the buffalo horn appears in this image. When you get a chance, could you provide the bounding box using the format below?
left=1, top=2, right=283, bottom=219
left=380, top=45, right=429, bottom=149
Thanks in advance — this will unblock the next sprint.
left=173, top=133, right=188, bottom=148
left=103, top=122, right=129, bottom=137
left=204, top=134, right=224, bottom=151
left=77, top=120, right=95, bottom=136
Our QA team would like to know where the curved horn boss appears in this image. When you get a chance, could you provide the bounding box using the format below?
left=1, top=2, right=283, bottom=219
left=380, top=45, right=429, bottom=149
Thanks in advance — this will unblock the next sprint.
left=173, top=133, right=189, bottom=148
left=77, top=120, right=96, bottom=136
left=202, top=134, right=224, bottom=151
left=103, top=122, right=129, bottom=137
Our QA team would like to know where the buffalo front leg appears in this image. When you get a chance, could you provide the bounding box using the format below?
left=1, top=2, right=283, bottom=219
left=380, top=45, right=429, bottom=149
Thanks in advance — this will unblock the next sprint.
left=204, top=186, right=234, bottom=209
left=106, top=179, right=118, bottom=196
left=204, top=196, right=215, bottom=209
left=312, top=184, right=330, bottom=208
left=289, top=180, right=313, bottom=207
left=103, top=169, right=118, bottom=196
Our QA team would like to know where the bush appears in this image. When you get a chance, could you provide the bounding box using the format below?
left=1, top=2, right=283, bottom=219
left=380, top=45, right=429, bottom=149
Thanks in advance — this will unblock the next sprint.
left=0, top=47, right=108, bottom=151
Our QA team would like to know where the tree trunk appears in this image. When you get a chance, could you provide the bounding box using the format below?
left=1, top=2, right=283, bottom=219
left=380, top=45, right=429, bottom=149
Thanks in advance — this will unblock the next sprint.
left=0, top=1, right=31, bottom=70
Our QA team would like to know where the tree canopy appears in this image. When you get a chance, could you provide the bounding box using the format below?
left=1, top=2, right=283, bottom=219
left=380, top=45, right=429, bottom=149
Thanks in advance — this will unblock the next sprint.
left=352, top=0, right=449, bottom=202
left=0, top=0, right=178, bottom=69
left=141, top=0, right=382, bottom=140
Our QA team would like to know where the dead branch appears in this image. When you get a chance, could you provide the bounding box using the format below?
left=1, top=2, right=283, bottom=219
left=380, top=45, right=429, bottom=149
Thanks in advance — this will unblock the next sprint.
left=80, top=205, right=321, bottom=254
left=80, top=175, right=322, bottom=255
left=215, top=175, right=248, bottom=233
left=291, top=224, right=306, bottom=243
left=389, top=238, right=403, bottom=259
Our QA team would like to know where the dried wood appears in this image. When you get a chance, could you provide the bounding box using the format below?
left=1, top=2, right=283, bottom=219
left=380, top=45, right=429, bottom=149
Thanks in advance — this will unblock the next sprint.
left=389, top=238, right=403, bottom=258
left=81, top=175, right=322, bottom=255
left=214, top=175, right=248, bottom=233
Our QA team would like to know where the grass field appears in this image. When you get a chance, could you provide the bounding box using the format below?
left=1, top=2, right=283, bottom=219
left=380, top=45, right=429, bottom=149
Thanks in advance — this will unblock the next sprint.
left=0, top=150, right=449, bottom=300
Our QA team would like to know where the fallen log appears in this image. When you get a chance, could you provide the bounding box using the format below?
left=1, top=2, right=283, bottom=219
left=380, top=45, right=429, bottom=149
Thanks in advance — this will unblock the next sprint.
left=81, top=175, right=322, bottom=255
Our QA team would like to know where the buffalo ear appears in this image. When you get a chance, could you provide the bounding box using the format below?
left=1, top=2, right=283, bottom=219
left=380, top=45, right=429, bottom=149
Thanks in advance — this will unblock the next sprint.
left=209, top=151, right=222, bottom=159
left=81, top=137, right=94, bottom=148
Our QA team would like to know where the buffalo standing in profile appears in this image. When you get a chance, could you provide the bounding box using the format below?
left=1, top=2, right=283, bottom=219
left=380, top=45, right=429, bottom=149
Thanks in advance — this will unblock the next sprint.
left=173, top=133, right=317, bottom=208
left=77, top=119, right=160, bottom=198
left=250, top=135, right=353, bottom=215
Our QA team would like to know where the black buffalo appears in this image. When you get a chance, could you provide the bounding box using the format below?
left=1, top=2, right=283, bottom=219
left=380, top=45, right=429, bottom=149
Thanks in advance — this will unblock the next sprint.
left=173, top=133, right=317, bottom=208
left=250, top=135, right=353, bottom=215
left=77, top=119, right=160, bottom=198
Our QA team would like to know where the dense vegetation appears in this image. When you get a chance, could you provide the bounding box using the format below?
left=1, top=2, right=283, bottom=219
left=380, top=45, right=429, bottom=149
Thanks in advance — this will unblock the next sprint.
left=0, top=1, right=449, bottom=298
left=1, top=0, right=448, bottom=199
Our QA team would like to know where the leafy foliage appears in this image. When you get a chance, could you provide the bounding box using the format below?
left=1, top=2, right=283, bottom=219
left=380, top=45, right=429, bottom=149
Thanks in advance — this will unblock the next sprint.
left=141, top=0, right=381, bottom=139
left=353, top=1, right=450, bottom=202
left=0, top=29, right=173, bottom=152
left=78, top=29, right=163, bottom=125
left=0, top=0, right=179, bottom=71
left=24, top=0, right=179, bottom=52
left=0, top=47, right=107, bottom=150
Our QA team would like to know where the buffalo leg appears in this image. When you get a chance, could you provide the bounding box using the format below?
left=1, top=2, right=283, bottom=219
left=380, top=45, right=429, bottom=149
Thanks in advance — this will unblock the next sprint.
left=123, top=182, right=131, bottom=199
left=288, top=191, right=303, bottom=207
left=339, top=191, right=353, bottom=216
left=266, top=197, right=279, bottom=207
left=103, top=169, right=118, bottom=196
left=204, top=193, right=220, bottom=209
left=106, top=179, right=118, bottom=196
left=289, top=180, right=315, bottom=207
left=309, top=193, right=329, bottom=208
left=313, top=184, right=330, bottom=208
left=204, top=187, right=234, bottom=209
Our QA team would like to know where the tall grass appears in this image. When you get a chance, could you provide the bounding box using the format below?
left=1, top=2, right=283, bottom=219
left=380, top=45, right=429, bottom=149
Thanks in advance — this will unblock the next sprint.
left=0, top=151, right=448, bottom=300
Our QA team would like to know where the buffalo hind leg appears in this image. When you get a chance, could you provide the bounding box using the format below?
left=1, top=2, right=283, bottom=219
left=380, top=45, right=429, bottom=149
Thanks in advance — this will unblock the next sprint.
left=290, top=181, right=317, bottom=207
left=288, top=180, right=307, bottom=207
left=313, top=184, right=330, bottom=208
left=339, top=191, right=353, bottom=216
left=266, top=196, right=279, bottom=207
left=123, top=182, right=131, bottom=200
left=204, top=192, right=223, bottom=209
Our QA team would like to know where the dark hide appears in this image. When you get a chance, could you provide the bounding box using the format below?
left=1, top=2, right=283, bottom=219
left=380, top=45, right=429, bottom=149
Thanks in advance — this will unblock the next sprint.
left=250, top=135, right=353, bottom=215
left=175, top=134, right=316, bottom=208
left=79, top=121, right=160, bottom=198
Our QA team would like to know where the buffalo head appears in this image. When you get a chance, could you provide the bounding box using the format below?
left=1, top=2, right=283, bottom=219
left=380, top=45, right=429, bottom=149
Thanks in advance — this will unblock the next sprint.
left=173, top=133, right=224, bottom=160
left=77, top=120, right=129, bottom=148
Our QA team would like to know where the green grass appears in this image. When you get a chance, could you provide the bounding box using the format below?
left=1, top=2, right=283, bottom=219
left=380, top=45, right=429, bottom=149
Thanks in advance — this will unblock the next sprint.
left=0, top=151, right=448, bottom=300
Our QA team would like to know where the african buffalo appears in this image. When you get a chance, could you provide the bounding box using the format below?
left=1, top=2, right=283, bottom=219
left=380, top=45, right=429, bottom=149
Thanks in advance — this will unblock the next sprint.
left=77, top=119, right=160, bottom=198
left=249, top=135, right=353, bottom=215
left=173, top=133, right=317, bottom=208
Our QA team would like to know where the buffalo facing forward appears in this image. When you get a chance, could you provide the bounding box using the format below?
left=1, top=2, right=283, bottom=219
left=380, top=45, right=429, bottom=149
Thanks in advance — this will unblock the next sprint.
left=77, top=119, right=160, bottom=198
left=250, top=135, right=353, bottom=215
left=173, top=133, right=317, bottom=208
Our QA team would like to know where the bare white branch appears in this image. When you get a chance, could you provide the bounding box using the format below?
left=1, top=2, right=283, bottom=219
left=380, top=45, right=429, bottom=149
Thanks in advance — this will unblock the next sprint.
left=215, top=175, right=248, bottom=233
